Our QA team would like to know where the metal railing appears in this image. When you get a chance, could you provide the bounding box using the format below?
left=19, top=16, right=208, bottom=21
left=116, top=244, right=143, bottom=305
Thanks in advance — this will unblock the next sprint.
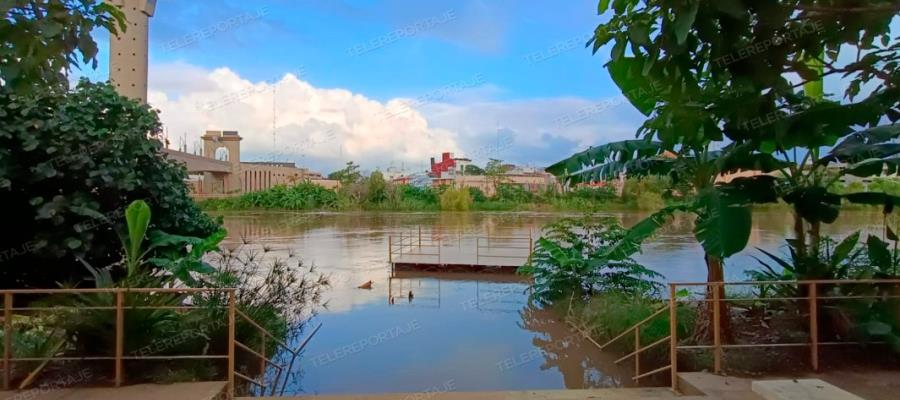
left=570, top=279, right=900, bottom=392
left=388, top=227, right=533, bottom=267
left=0, top=287, right=317, bottom=398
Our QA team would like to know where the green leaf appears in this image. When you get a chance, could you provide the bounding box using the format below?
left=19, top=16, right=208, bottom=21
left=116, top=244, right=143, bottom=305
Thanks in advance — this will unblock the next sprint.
left=122, top=200, right=151, bottom=275
left=866, top=235, right=892, bottom=270
left=607, top=57, right=660, bottom=116
left=673, top=1, right=699, bottom=45
left=694, top=189, right=752, bottom=258
left=832, top=231, right=860, bottom=266
left=598, top=0, right=611, bottom=13
left=784, top=187, right=841, bottom=224
left=865, top=320, right=892, bottom=336
left=714, top=0, right=746, bottom=19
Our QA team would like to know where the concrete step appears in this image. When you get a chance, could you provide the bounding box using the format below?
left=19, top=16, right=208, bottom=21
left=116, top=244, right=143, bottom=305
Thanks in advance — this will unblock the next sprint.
left=0, top=381, right=227, bottom=400
left=752, top=379, right=865, bottom=400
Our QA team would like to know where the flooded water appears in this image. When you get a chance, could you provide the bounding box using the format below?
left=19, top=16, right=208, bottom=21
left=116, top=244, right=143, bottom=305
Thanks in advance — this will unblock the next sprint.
left=217, top=210, right=884, bottom=395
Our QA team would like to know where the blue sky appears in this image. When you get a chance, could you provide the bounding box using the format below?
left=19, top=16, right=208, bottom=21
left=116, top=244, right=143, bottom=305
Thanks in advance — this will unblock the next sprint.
left=79, top=0, right=643, bottom=174
left=80, top=1, right=894, bottom=175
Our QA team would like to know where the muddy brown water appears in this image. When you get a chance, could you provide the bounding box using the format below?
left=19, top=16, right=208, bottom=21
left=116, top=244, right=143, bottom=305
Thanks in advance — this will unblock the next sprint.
left=216, top=210, right=883, bottom=395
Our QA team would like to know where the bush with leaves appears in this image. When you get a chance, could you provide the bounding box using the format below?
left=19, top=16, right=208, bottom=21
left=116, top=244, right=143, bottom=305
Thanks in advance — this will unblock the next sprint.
left=519, top=216, right=663, bottom=304
left=0, top=81, right=219, bottom=288
left=439, top=186, right=472, bottom=211
left=748, top=228, right=900, bottom=353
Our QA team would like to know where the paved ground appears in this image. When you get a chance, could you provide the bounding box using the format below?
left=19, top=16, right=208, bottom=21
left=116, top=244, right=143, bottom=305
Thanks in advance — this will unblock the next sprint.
left=1, top=370, right=895, bottom=400
left=248, top=388, right=681, bottom=400
left=0, top=381, right=226, bottom=400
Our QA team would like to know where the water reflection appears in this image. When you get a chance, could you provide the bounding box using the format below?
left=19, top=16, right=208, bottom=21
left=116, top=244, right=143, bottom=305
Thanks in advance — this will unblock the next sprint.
left=214, top=210, right=881, bottom=395
left=517, top=304, right=639, bottom=388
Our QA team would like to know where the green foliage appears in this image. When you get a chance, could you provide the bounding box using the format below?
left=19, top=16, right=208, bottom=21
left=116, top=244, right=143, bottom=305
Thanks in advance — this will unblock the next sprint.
left=327, top=161, right=362, bottom=184
left=520, top=216, right=663, bottom=303
left=0, top=81, right=218, bottom=287
left=1, top=0, right=126, bottom=93
left=467, top=187, right=487, bottom=202
left=495, top=183, right=534, bottom=202
left=121, top=200, right=152, bottom=277
left=571, top=186, right=617, bottom=202
left=747, top=230, right=900, bottom=353
left=365, top=170, right=388, bottom=204
left=693, top=188, right=752, bottom=258
left=570, top=292, right=695, bottom=351
left=463, top=164, right=484, bottom=175
left=439, top=186, right=472, bottom=211
left=208, top=182, right=339, bottom=210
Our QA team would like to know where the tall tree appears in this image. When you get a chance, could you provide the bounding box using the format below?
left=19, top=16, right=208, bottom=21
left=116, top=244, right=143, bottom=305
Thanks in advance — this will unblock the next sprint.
left=550, top=0, right=900, bottom=337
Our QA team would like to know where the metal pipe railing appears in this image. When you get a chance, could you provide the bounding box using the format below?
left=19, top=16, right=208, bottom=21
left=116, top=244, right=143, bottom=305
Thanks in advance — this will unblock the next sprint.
left=0, top=287, right=307, bottom=399
left=569, top=279, right=900, bottom=393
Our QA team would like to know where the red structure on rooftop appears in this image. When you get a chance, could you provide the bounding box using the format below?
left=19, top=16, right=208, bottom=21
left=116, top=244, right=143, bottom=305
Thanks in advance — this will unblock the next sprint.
left=430, top=152, right=456, bottom=178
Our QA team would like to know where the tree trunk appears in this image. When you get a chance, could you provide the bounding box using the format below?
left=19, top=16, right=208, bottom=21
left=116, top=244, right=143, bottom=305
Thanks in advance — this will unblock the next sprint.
left=700, top=253, right=732, bottom=342
left=706, top=254, right=732, bottom=341
left=809, top=221, right=821, bottom=257
left=793, top=211, right=806, bottom=258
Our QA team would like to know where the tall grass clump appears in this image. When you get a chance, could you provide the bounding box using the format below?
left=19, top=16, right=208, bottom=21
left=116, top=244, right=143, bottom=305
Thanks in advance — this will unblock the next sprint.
left=439, top=186, right=472, bottom=211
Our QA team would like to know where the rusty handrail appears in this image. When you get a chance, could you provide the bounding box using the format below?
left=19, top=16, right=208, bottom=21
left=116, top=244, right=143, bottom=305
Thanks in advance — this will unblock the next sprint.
left=571, top=279, right=900, bottom=393
left=0, top=287, right=310, bottom=399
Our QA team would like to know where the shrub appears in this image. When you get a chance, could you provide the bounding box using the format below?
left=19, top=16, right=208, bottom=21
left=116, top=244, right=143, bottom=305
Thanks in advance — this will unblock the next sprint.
left=495, top=183, right=533, bottom=202
left=467, top=187, right=488, bottom=202
left=519, top=216, right=663, bottom=303
left=572, top=186, right=617, bottom=202
left=0, top=81, right=218, bottom=288
left=439, top=186, right=472, bottom=211
left=204, top=182, right=339, bottom=210
left=365, top=171, right=388, bottom=204
left=635, top=191, right=666, bottom=210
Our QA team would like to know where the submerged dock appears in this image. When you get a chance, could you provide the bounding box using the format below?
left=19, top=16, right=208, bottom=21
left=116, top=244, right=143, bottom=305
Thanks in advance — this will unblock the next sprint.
left=388, top=229, right=533, bottom=273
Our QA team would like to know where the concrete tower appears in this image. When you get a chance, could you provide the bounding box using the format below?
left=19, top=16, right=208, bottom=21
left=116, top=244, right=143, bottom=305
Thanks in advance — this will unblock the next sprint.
left=108, top=0, right=156, bottom=103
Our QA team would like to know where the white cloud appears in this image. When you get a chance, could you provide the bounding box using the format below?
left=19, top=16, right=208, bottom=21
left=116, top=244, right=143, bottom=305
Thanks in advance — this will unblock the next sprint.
left=146, top=61, right=645, bottom=173
left=147, top=62, right=461, bottom=173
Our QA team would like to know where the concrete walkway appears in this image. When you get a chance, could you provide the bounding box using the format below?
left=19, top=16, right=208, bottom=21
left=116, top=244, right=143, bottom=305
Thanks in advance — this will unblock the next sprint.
left=249, top=388, right=682, bottom=400
left=0, top=381, right=226, bottom=400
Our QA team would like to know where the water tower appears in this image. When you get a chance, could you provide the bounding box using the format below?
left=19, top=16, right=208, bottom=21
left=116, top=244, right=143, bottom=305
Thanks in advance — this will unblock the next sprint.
left=107, top=0, right=157, bottom=103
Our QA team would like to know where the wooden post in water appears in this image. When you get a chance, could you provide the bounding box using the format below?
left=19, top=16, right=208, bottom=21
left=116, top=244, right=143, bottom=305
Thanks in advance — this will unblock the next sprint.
left=669, top=284, right=678, bottom=393
left=809, top=282, right=819, bottom=371
left=712, top=282, right=722, bottom=374
left=3, top=292, right=11, bottom=390
left=115, top=290, right=124, bottom=387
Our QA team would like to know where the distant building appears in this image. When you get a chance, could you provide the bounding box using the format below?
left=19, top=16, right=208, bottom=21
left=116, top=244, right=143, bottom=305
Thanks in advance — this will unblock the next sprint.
left=427, top=152, right=558, bottom=195
left=165, top=130, right=338, bottom=197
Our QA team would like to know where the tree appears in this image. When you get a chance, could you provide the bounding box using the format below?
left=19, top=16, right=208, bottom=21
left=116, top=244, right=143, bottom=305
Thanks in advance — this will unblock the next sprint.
left=484, top=158, right=508, bottom=195
left=1, top=0, right=126, bottom=93
left=328, top=161, right=362, bottom=185
left=1, top=81, right=219, bottom=287
left=549, top=0, right=900, bottom=338
left=1, top=2, right=218, bottom=288
left=366, top=170, right=388, bottom=203
left=462, top=164, right=484, bottom=175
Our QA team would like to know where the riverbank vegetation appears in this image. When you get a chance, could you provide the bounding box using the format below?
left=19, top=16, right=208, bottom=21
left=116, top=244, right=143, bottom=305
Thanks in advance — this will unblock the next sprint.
left=199, top=176, right=682, bottom=212
left=1, top=2, right=327, bottom=391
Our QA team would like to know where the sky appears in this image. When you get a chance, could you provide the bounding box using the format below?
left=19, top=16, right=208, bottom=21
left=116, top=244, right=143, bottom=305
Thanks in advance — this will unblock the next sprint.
left=76, top=0, right=644, bottom=175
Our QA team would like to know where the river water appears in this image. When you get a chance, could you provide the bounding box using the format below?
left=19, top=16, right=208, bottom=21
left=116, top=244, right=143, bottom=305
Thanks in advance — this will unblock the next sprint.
left=217, top=210, right=884, bottom=395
